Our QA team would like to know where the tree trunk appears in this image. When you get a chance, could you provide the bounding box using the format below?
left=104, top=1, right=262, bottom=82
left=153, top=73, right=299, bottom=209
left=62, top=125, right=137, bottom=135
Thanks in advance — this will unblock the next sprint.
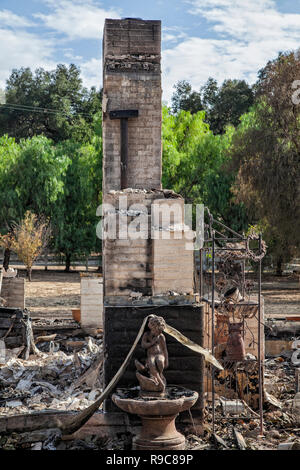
left=27, top=267, right=32, bottom=281
left=65, top=254, right=71, bottom=272
left=276, top=257, right=283, bottom=276
left=97, top=254, right=102, bottom=272
left=3, top=248, right=10, bottom=271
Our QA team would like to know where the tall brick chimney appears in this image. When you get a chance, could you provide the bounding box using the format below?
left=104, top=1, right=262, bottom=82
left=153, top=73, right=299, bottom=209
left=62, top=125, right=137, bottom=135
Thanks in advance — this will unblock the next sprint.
left=102, top=19, right=203, bottom=417
left=102, top=18, right=162, bottom=192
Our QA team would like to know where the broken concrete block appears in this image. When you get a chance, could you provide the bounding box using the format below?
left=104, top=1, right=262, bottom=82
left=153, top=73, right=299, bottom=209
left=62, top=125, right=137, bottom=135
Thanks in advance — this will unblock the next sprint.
left=0, top=339, right=5, bottom=364
left=80, top=275, right=103, bottom=329
left=292, top=392, right=300, bottom=411
left=6, top=400, right=23, bottom=407
left=31, top=442, right=43, bottom=450
left=278, top=440, right=300, bottom=450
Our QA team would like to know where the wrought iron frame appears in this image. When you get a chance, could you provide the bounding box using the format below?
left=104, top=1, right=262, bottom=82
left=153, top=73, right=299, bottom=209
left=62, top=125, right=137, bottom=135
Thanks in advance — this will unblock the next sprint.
left=199, top=207, right=264, bottom=435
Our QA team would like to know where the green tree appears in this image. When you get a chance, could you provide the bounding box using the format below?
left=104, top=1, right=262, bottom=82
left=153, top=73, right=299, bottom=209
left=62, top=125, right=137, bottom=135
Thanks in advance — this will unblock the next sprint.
left=171, top=80, right=203, bottom=114
left=0, top=135, right=70, bottom=268
left=230, top=51, right=300, bottom=273
left=162, top=106, right=248, bottom=232
left=0, top=135, right=70, bottom=223
left=0, top=135, right=20, bottom=227
left=201, top=78, right=254, bottom=134
left=51, top=114, right=102, bottom=271
left=0, top=64, right=102, bottom=143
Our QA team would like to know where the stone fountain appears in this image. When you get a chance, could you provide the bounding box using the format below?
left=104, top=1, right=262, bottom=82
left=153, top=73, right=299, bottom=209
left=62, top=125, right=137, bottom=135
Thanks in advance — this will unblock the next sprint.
left=112, top=316, right=198, bottom=450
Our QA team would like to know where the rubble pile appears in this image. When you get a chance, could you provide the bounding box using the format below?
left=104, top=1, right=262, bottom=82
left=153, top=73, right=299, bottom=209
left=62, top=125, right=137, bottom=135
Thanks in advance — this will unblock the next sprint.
left=185, top=355, right=300, bottom=450
left=0, top=334, right=103, bottom=415
left=0, top=430, right=133, bottom=451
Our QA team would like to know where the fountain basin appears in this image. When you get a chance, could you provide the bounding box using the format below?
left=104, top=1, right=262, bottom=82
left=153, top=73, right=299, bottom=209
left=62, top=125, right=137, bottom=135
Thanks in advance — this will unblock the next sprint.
left=112, top=386, right=198, bottom=450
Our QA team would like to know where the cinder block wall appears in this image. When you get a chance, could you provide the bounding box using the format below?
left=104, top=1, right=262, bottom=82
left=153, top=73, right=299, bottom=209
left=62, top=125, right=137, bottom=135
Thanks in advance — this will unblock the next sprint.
left=102, top=19, right=162, bottom=192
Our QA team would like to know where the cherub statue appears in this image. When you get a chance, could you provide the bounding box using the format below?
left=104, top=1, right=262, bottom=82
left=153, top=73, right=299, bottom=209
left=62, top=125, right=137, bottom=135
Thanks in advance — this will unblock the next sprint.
left=135, top=315, right=169, bottom=395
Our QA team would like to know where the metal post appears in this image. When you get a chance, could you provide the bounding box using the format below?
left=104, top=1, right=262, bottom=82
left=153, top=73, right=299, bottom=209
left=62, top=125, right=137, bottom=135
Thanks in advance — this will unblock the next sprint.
left=211, top=231, right=215, bottom=434
left=109, top=109, right=138, bottom=190
left=198, top=247, right=205, bottom=424
left=199, top=249, right=203, bottom=298
left=258, top=233, right=264, bottom=435
left=199, top=303, right=205, bottom=425
left=120, top=118, right=128, bottom=189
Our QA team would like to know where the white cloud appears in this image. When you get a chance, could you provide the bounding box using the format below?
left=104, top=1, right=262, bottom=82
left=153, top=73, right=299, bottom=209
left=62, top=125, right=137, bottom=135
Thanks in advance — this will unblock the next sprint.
left=162, top=0, right=300, bottom=102
left=79, top=57, right=102, bottom=90
left=0, top=28, right=56, bottom=89
left=162, top=26, right=187, bottom=44
left=64, top=51, right=83, bottom=61
left=0, top=9, right=34, bottom=28
left=187, top=0, right=300, bottom=42
left=35, top=0, right=120, bottom=39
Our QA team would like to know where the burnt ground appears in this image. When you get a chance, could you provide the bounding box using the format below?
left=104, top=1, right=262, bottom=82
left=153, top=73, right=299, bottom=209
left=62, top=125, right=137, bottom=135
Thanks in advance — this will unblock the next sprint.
left=0, top=267, right=299, bottom=450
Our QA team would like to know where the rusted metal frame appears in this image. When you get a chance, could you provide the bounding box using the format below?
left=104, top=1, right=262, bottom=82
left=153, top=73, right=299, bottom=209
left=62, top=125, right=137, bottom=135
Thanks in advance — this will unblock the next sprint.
left=242, top=258, right=246, bottom=298
left=258, top=233, right=264, bottom=435
left=199, top=249, right=203, bottom=298
left=214, top=247, right=247, bottom=252
left=202, top=216, right=263, bottom=427
left=214, top=221, right=243, bottom=239
left=201, top=233, right=263, bottom=428
left=204, top=238, right=247, bottom=243
left=205, top=211, right=244, bottom=239
left=197, top=247, right=205, bottom=425
left=211, top=230, right=216, bottom=434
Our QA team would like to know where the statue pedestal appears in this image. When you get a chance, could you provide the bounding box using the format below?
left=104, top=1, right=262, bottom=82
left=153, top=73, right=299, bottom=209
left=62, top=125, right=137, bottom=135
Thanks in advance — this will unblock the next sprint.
left=112, top=387, right=198, bottom=451
left=133, top=414, right=185, bottom=450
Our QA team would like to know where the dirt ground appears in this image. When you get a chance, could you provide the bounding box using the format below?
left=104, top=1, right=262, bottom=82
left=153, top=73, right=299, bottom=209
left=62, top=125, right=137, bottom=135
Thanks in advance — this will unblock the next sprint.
left=14, top=267, right=300, bottom=320
left=261, top=275, right=300, bottom=318
left=1, top=266, right=299, bottom=450
left=16, top=266, right=86, bottom=320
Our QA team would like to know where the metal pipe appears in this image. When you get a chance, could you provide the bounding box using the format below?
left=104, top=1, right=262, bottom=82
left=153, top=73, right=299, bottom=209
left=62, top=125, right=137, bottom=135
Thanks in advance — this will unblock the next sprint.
left=210, top=218, right=244, bottom=239
left=198, top=303, right=205, bottom=425
left=120, top=118, right=128, bottom=189
left=199, top=249, right=203, bottom=298
left=258, top=233, right=264, bottom=435
left=211, top=231, right=215, bottom=434
left=198, top=248, right=204, bottom=424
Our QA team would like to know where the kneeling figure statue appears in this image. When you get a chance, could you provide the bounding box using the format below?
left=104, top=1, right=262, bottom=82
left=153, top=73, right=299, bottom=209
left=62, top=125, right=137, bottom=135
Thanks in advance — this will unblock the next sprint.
left=135, top=315, right=168, bottom=396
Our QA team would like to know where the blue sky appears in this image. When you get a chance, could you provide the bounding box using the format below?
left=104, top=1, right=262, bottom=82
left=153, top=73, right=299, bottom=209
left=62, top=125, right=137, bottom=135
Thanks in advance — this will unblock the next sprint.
left=1, top=0, right=300, bottom=102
